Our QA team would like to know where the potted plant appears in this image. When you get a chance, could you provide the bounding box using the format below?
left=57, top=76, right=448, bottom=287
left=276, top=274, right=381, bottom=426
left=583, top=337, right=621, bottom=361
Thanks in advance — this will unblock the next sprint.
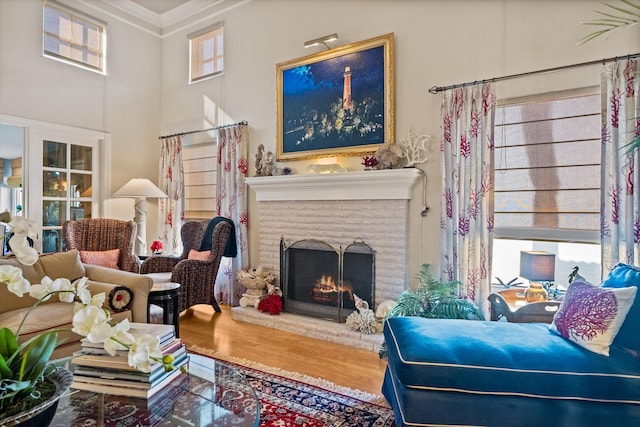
left=0, top=212, right=177, bottom=425
left=379, top=264, right=484, bottom=358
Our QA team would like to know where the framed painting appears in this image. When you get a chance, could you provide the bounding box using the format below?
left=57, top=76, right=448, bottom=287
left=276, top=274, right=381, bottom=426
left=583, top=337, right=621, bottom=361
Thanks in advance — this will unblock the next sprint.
left=276, top=33, right=394, bottom=161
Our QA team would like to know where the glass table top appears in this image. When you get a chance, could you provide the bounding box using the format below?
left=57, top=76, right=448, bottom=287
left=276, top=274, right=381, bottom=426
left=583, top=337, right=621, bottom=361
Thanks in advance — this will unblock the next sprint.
left=51, top=354, right=260, bottom=426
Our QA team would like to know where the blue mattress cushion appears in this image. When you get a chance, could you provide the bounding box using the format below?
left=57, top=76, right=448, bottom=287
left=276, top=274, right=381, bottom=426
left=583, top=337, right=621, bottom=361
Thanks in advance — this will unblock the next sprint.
left=384, top=317, right=640, bottom=403
left=602, top=263, right=640, bottom=358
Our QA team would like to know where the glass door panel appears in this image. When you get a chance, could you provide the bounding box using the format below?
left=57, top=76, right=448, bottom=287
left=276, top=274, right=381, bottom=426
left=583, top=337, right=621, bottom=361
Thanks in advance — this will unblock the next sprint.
left=43, top=141, right=66, bottom=168
left=71, top=145, right=92, bottom=171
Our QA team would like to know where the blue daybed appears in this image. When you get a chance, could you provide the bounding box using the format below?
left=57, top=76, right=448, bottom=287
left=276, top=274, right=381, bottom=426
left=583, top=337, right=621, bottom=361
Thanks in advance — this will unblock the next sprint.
left=382, top=263, right=640, bottom=427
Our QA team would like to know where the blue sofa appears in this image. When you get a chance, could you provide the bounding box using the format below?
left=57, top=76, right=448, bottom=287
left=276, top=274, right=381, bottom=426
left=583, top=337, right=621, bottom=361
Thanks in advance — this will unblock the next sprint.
left=382, top=263, right=640, bottom=427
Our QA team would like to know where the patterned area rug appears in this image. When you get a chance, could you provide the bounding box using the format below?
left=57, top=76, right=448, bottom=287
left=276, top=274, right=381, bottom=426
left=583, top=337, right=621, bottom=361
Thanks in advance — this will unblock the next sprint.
left=190, top=346, right=396, bottom=427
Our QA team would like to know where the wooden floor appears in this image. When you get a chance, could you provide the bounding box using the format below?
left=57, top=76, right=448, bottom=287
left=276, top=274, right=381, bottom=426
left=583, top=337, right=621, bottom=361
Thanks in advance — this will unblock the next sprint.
left=179, top=304, right=388, bottom=395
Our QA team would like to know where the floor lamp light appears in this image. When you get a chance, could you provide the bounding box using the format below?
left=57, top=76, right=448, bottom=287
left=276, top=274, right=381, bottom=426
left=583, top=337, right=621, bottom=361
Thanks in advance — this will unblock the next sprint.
left=113, top=178, right=167, bottom=256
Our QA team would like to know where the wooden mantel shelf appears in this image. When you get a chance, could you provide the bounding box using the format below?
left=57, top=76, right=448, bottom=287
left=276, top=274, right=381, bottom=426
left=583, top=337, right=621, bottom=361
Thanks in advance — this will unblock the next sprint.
left=245, top=168, right=422, bottom=201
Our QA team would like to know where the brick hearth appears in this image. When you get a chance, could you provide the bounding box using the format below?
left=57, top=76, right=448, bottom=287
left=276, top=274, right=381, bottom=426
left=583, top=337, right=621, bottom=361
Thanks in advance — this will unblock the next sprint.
left=242, top=168, right=421, bottom=349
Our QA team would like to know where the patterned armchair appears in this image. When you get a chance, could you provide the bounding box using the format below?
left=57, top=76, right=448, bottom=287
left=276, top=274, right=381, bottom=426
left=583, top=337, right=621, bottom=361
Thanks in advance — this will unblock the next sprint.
left=62, top=218, right=140, bottom=273
left=140, top=220, right=232, bottom=313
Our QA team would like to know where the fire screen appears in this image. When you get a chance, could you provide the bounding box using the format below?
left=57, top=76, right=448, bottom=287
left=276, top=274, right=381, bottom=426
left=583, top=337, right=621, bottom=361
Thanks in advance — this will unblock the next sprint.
left=281, top=238, right=375, bottom=322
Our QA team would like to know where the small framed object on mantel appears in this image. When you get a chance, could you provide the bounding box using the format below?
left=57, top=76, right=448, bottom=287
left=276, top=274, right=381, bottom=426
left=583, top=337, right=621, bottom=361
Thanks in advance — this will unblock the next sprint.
left=276, top=33, right=395, bottom=161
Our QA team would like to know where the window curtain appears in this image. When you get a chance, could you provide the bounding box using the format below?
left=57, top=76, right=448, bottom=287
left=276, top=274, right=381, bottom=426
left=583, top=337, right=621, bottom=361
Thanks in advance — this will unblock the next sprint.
left=214, top=124, right=249, bottom=306
left=158, top=136, right=185, bottom=255
left=601, top=59, right=640, bottom=275
left=440, top=84, right=496, bottom=315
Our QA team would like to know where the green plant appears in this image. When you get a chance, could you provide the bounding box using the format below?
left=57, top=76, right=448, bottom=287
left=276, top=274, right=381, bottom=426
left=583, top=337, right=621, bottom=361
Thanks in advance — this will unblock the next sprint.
left=379, top=264, right=484, bottom=358
left=578, top=0, right=640, bottom=45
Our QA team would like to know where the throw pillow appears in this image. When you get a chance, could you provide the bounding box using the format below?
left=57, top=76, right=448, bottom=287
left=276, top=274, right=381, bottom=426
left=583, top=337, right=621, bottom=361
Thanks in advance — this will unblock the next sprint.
left=601, top=263, right=640, bottom=358
left=549, top=275, right=637, bottom=356
left=80, top=249, right=120, bottom=270
left=188, top=249, right=211, bottom=261
left=37, top=249, right=86, bottom=281
left=108, top=286, right=133, bottom=312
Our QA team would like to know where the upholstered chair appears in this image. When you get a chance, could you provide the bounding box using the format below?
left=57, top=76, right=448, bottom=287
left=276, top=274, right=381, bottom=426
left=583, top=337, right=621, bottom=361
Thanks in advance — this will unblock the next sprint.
left=62, top=218, right=140, bottom=273
left=140, top=220, right=232, bottom=313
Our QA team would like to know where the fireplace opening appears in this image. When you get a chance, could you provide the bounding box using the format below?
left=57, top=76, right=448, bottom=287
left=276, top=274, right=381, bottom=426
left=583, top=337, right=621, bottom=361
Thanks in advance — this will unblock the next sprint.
left=281, top=238, right=375, bottom=322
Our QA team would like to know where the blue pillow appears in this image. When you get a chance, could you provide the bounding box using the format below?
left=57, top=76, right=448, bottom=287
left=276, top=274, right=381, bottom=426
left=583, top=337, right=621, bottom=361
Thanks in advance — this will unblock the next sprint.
left=601, top=263, right=640, bottom=358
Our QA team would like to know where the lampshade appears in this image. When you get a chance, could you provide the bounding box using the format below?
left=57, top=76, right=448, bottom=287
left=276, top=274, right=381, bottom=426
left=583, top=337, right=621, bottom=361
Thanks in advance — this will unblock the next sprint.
left=519, top=251, right=555, bottom=282
left=113, top=178, right=167, bottom=199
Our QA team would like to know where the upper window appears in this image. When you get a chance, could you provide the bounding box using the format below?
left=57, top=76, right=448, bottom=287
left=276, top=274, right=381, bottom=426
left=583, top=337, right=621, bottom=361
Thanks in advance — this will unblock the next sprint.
left=493, top=88, right=601, bottom=244
left=43, top=1, right=107, bottom=74
left=189, top=23, right=224, bottom=83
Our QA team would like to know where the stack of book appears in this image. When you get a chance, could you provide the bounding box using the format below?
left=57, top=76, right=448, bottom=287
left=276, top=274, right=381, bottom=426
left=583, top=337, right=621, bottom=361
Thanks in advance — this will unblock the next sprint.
left=71, top=322, right=189, bottom=399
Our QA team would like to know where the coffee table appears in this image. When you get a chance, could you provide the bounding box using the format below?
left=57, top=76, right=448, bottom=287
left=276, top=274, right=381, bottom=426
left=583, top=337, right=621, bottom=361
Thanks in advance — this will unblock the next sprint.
left=50, top=354, right=260, bottom=426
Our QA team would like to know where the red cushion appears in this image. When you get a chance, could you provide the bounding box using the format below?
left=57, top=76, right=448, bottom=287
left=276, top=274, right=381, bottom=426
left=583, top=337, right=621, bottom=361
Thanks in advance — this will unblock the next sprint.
left=188, top=249, right=211, bottom=261
left=79, top=249, right=120, bottom=269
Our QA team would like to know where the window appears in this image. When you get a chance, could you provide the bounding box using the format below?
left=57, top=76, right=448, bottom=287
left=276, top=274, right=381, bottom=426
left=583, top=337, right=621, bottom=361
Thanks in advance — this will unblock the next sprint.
left=43, top=1, right=107, bottom=74
left=183, top=141, right=217, bottom=220
left=189, top=23, right=224, bottom=83
left=494, top=88, right=601, bottom=243
left=492, top=88, right=602, bottom=286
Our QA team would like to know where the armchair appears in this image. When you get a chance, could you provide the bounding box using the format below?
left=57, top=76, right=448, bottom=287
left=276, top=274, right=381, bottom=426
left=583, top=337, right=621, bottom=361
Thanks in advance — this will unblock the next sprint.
left=62, top=218, right=139, bottom=273
left=140, top=219, right=232, bottom=313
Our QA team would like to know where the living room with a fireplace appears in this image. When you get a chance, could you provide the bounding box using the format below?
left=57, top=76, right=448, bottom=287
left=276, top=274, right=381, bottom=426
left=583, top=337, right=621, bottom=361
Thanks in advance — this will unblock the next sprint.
left=1, top=1, right=639, bottom=425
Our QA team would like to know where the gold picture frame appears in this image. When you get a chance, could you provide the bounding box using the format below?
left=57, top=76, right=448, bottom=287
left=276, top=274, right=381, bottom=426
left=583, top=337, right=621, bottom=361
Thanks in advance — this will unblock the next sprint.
left=276, top=33, right=394, bottom=161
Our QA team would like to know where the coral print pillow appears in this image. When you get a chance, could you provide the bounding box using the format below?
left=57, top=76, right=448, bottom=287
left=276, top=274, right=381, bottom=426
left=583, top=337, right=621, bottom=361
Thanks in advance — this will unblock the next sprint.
left=550, top=276, right=637, bottom=356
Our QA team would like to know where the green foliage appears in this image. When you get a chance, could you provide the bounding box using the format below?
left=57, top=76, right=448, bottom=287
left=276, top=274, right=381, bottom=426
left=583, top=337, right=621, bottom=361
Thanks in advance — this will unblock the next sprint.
left=578, top=0, right=640, bottom=45
left=385, top=264, right=485, bottom=321
left=379, top=264, right=484, bottom=358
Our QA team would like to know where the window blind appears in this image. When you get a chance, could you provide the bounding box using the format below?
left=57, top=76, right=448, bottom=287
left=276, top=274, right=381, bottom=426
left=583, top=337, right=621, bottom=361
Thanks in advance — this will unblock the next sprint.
left=494, top=90, right=601, bottom=243
left=183, top=142, right=217, bottom=220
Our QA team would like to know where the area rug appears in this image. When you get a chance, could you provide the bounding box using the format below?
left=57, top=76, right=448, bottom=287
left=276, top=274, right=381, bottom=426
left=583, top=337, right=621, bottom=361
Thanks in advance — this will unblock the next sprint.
left=189, top=345, right=396, bottom=427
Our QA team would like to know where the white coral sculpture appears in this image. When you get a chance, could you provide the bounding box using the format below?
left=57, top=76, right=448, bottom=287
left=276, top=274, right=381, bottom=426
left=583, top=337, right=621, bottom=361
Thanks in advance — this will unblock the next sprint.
left=346, top=294, right=378, bottom=334
left=397, top=131, right=433, bottom=166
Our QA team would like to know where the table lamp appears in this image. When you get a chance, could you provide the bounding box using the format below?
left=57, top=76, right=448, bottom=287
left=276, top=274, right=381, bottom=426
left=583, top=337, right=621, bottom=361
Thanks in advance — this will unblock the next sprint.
left=113, top=178, right=167, bottom=255
left=519, top=251, right=555, bottom=302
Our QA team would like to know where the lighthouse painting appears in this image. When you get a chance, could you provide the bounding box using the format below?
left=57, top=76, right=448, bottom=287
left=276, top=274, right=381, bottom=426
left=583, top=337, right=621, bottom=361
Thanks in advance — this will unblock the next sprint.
left=277, top=33, right=394, bottom=161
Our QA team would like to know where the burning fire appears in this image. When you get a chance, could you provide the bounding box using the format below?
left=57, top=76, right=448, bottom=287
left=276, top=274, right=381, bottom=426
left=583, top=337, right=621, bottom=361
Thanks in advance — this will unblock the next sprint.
left=312, top=275, right=354, bottom=305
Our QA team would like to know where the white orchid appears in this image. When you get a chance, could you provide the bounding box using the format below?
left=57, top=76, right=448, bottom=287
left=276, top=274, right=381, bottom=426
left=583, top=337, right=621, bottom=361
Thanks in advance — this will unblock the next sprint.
left=128, top=334, right=163, bottom=373
left=0, top=264, right=30, bottom=297
left=104, top=318, right=135, bottom=355
left=6, top=216, right=39, bottom=266
left=74, top=276, right=92, bottom=304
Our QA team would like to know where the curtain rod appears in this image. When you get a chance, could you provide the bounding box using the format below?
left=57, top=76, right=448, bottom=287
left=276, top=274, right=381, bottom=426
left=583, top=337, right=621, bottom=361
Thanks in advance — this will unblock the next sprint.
left=428, top=52, right=640, bottom=94
left=158, top=120, right=248, bottom=140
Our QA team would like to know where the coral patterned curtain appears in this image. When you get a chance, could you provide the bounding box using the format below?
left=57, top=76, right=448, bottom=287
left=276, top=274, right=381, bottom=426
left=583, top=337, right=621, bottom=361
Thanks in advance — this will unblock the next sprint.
left=601, top=59, right=640, bottom=275
left=158, top=136, right=184, bottom=255
left=440, top=84, right=496, bottom=315
left=214, top=124, right=249, bottom=306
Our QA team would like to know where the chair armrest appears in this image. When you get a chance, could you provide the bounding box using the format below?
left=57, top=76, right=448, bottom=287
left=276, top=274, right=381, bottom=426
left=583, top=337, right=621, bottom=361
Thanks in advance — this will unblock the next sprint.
left=140, top=256, right=180, bottom=274
left=84, top=264, right=153, bottom=323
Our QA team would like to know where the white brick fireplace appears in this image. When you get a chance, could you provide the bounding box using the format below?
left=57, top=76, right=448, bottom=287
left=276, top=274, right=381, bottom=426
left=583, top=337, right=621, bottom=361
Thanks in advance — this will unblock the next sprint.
left=234, top=168, right=421, bottom=350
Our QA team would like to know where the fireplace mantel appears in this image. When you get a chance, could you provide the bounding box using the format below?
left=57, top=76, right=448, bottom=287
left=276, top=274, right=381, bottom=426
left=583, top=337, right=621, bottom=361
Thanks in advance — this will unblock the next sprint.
left=246, top=168, right=422, bottom=201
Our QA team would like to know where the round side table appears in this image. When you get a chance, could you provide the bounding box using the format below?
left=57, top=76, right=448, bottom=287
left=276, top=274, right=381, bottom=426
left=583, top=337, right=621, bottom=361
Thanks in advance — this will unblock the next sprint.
left=147, top=282, right=181, bottom=337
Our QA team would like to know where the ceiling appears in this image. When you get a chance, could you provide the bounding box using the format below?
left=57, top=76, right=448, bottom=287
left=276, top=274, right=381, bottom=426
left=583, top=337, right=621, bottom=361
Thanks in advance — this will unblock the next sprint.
left=129, top=0, right=190, bottom=15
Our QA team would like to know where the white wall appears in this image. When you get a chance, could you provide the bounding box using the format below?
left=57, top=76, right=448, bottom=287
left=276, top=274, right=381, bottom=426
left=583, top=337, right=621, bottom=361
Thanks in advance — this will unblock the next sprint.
left=1, top=0, right=638, bottom=285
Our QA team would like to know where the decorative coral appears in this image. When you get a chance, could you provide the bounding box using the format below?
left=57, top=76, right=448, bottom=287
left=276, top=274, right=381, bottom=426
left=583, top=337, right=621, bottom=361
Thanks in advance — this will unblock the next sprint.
left=397, top=131, right=434, bottom=166
left=361, top=155, right=379, bottom=170
left=345, top=294, right=378, bottom=334
left=257, top=294, right=283, bottom=315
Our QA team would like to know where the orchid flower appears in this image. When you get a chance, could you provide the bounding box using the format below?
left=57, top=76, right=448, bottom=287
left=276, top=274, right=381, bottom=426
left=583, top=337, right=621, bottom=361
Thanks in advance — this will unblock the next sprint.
left=71, top=304, right=112, bottom=342
left=7, top=216, right=39, bottom=266
left=0, top=264, right=30, bottom=297
left=128, top=334, right=162, bottom=373
left=103, top=318, right=135, bottom=356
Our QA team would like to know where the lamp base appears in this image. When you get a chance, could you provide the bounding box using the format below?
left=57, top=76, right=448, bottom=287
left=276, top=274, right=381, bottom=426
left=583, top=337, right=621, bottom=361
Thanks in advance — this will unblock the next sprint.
left=524, top=282, right=548, bottom=303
